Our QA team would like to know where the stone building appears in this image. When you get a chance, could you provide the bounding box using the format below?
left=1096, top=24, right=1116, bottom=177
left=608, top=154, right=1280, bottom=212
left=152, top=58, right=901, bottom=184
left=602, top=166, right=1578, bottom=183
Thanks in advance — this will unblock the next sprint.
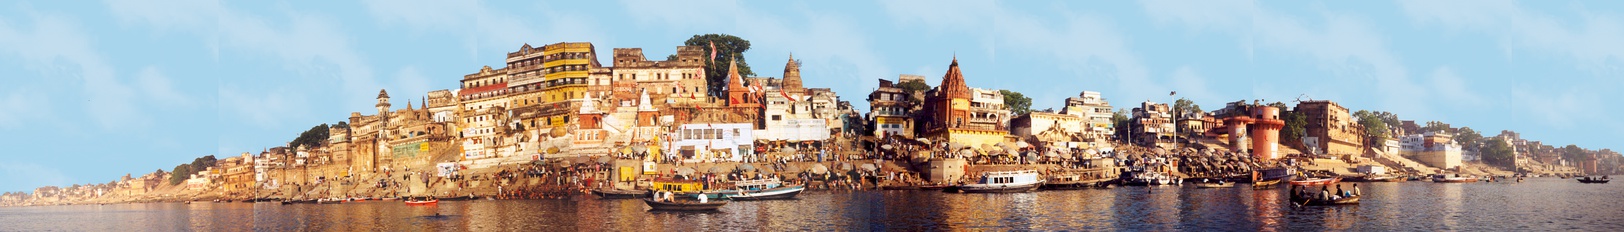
left=1400, top=132, right=1463, bottom=170
left=1296, top=100, right=1365, bottom=155
left=457, top=66, right=509, bottom=159
left=917, top=57, right=1010, bottom=147
left=868, top=77, right=916, bottom=138
left=1129, top=101, right=1174, bottom=148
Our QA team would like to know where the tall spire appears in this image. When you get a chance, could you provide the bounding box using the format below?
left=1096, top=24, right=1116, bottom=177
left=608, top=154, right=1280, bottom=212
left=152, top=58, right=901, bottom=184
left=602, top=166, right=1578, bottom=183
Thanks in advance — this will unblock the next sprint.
left=726, top=57, right=745, bottom=91
left=940, top=57, right=970, bottom=99
left=783, top=53, right=802, bottom=95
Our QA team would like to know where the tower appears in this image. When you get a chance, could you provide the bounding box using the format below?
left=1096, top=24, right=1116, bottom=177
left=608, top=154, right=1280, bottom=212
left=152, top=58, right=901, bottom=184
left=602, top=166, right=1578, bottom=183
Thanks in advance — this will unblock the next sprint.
left=725, top=58, right=760, bottom=108
left=782, top=53, right=803, bottom=96
left=1251, top=106, right=1284, bottom=160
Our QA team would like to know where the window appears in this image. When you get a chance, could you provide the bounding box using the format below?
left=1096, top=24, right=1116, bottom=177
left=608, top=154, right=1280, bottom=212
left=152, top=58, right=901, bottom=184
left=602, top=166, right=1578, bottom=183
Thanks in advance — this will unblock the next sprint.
left=772, top=115, right=782, bottom=121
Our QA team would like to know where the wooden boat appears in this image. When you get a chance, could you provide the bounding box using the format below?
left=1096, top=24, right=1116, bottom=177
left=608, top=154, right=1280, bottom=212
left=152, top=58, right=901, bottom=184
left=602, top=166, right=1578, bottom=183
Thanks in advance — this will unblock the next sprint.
left=1577, top=176, right=1611, bottom=184
left=643, top=199, right=727, bottom=211
left=1295, top=195, right=1361, bottom=206
left=592, top=189, right=649, bottom=199
left=1289, top=178, right=1341, bottom=186
left=723, top=185, right=805, bottom=200
left=1041, top=174, right=1096, bottom=190
left=1252, top=178, right=1284, bottom=189
left=316, top=199, right=343, bottom=204
left=1344, top=175, right=1398, bottom=182
left=951, top=170, right=1044, bottom=193
left=1194, top=181, right=1235, bottom=188
left=1432, top=175, right=1478, bottom=183
left=404, top=199, right=439, bottom=206
left=1121, top=167, right=1174, bottom=186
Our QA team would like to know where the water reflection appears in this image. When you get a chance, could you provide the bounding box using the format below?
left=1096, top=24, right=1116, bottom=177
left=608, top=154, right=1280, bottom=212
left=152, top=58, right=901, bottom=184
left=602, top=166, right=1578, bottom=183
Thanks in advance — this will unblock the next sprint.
left=4, top=178, right=1623, bottom=231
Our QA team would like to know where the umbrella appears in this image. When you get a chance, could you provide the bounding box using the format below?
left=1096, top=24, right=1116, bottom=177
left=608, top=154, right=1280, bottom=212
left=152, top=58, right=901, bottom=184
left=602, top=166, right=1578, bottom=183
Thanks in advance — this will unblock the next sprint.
left=916, top=138, right=931, bottom=144
left=597, top=156, right=612, bottom=164
left=1016, top=141, right=1030, bottom=148
left=781, top=165, right=802, bottom=173
left=631, top=146, right=647, bottom=154
left=958, top=149, right=976, bottom=157
left=1152, top=147, right=1168, bottom=155
left=708, top=166, right=728, bottom=174
left=738, top=163, right=757, bottom=172
left=981, top=144, right=999, bottom=154
left=839, top=163, right=855, bottom=171
left=881, top=144, right=894, bottom=150
left=860, top=163, right=878, bottom=171
left=757, top=165, right=774, bottom=173
left=810, top=164, right=829, bottom=174
left=1045, top=150, right=1059, bottom=157
left=676, top=167, right=696, bottom=176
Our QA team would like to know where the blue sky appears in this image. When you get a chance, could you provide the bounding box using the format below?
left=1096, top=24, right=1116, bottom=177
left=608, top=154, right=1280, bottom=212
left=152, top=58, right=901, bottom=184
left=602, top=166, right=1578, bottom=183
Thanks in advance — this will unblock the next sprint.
left=2, top=0, right=1621, bottom=192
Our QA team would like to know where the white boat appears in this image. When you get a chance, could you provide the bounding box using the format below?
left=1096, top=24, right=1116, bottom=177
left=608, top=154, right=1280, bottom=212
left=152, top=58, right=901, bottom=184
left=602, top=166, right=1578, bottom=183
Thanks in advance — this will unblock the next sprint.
left=1122, top=166, right=1175, bottom=186
left=950, top=170, right=1044, bottom=193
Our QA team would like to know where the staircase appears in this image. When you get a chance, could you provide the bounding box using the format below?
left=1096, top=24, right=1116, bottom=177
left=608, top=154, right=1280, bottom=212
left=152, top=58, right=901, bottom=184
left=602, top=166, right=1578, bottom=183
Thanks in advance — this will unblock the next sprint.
left=1370, top=149, right=1438, bottom=174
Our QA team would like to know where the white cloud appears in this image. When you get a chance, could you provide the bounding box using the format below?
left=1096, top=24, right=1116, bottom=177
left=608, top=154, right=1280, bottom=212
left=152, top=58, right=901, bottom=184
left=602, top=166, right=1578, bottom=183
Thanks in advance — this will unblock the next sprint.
left=135, top=66, right=193, bottom=108
left=883, top=0, right=1166, bottom=107
left=0, top=12, right=147, bottom=130
left=1426, top=67, right=1485, bottom=108
left=1142, top=0, right=1432, bottom=117
left=1169, top=66, right=1221, bottom=105
left=1511, top=88, right=1601, bottom=128
left=1399, top=0, right=1624, bottom=78
left=218, top=85, right=310, bottom=129
left=0, top=162, right=75, bottom=192
left=0, top=90, right=49, bottom=129
left=362, top=0, right=611, bottom=59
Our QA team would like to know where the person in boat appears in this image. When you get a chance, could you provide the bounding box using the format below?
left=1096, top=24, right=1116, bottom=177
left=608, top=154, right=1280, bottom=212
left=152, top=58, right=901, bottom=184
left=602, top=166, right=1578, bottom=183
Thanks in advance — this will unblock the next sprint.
left=697, top=192, right=708, bottom=203
left=1320, top=186, right=1331, bottom=201
left=1352, top=184, right=1360, bottom=197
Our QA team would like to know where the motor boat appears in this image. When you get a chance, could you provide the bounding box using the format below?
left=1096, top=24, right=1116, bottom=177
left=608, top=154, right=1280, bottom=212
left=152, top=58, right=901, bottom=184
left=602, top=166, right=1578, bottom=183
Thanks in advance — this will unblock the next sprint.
left=950, top=170, right=1044, bottom=193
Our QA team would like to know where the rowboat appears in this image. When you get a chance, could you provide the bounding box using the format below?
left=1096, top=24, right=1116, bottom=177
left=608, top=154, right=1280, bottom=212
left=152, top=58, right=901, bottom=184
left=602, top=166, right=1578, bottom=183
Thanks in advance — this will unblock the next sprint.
left=404, top=199, right=439, bottom=206
left=1295, top=195, right=1361, bottom=206
left=1289, top=178, right=1340, bottom=186
left=1252, top=178, right=1283, bottom=189
left=643, top=199, right=727, bottom=211
left=1577, top=176, right=1611, bottom=184
left=1194, top=181, right=1235, bottom=188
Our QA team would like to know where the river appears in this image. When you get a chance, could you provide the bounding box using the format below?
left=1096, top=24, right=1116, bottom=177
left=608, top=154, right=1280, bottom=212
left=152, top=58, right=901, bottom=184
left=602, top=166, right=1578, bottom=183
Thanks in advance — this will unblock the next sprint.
left=3, top=177, right=1620, bottom=231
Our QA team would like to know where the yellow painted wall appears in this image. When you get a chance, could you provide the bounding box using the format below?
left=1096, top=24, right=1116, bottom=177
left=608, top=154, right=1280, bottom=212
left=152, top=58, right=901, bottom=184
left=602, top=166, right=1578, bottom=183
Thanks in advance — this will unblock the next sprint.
left=948, top=129, right=1009, bottom=147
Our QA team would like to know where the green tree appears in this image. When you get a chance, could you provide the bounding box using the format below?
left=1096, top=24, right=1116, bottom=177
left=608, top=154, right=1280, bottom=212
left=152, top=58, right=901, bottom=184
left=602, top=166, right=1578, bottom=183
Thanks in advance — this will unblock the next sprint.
left=291, top=123, right=330, bottom=149
left=1353, top=110, right=1390, bottom=141
left=168, top=164, right=192, bottom=185
left=1173, top=98, right=1202, bottom=118
left=999, top=90, right=1033, bottom=116
left=896, top=79, right=930, bottom=103
left=684, top=34, right=755, bottom=97
left=1454, top=127, right=1484, bottom=152
left=1562, top=145, right=1589, bottom=163
left=1112, top=109, right=1131, bottom=140
left=1423, top=121, right=1452, bottom=133
left=1481, top=138, right=1516, bottom=167
left=332, top=121, right=349, bottom=129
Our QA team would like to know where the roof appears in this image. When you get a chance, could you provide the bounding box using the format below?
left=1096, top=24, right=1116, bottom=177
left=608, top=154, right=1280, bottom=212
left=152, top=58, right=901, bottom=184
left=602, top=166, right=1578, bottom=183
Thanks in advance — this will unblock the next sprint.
left=378, top=89, right=389, bottom=99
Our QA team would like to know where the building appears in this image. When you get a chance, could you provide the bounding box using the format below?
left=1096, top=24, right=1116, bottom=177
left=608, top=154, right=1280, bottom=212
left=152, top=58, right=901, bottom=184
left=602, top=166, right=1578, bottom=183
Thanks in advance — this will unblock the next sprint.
left=917, top=57, right=1010, bottom=147
left=1297, top=100, right=1365, bottom=155
left=665, top=123, right=755, bottom=162
left=457, top=66, right=510, bottom=159
left=1060, top=91, right=1115, bottom=141
left=868, top=77, right=916, bottom=138
left=610, top=46, right=708, bottom=107
left=1208, top=101, right=1285, bottom=160
left=1400, top=132, right=1463, bottom=170
left=1129, top=101, right=1174, bottom=148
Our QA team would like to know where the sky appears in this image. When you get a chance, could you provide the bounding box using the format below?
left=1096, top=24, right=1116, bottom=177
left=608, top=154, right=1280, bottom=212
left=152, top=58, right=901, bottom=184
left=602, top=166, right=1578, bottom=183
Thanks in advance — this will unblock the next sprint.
left=2, top=0, right=1622, bottom=192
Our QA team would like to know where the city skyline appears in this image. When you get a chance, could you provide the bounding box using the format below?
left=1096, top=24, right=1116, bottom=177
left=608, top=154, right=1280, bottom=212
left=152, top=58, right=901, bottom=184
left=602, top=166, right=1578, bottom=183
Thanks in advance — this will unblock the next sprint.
left=3, top=0, right=1623, bottom=192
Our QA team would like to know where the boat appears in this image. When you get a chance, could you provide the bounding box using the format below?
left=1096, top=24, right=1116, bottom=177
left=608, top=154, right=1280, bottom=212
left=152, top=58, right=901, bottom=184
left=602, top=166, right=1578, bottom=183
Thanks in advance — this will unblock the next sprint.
left=1194, top=180, right=1235, bottom=188
left=316, top=199, right=343, bottom=204
left=651, top=178, right=715, bottom=198
left=1432, top=174, right=1478, bottom=183
left=1252, top=178, right=1283, bottom=189
left=404, top=198, right=439, bottom=206
left=950, top=170, right=1044, bottom=193
left=1577, top=176, right=1611, bottom=184
left=1121, top=166, right=1175, bottom=186
left=643, top=198, right=728, bottom=211
left=1344, top=175, right=1399, bottom=182
left=1295, top=195, right=1361, bottom=206
left=1040, top=174, right=1095, bottom=190
left=1290, top=178, right=1341, bottom=186
left=723, top=185, right=805, bottom=200
left=591, top=188, right=649, bottom=199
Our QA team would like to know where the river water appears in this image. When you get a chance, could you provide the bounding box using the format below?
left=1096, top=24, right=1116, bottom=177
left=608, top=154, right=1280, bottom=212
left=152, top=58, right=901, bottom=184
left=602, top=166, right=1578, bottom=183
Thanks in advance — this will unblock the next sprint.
left=3, top=177, right=1620, bottom=231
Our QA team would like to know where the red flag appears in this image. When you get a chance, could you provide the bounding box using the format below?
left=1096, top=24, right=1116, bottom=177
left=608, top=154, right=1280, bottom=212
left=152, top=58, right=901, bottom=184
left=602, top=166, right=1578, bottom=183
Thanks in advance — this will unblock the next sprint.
left=709, top=41, right=717, bottom=62
left=781, top=89, right=793, bottom=102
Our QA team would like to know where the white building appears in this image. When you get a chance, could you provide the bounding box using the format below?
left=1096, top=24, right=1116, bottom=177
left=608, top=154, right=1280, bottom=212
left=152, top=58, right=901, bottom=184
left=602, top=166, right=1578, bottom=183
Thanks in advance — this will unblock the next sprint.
left=1400, top=132, right=1463, bottom=170
left=1060, top=91, right=1114, bottom=140
left=666, top=123, right=755, bottom=163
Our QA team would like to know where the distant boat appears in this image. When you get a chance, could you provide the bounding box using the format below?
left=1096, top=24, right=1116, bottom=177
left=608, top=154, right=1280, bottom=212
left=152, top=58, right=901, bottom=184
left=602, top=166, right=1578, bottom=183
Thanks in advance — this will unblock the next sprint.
left=951, top=170, right=1044, bottom=193
left=643, top=198, right=727, bottom=211
left=1288, top=178, right=1361, bottom=206
left=592, top=189, right=648, bottom=199
left=1432, top=175, right=1478, bottom=183
left=1577, top=176, right=1611, bottom=184
left=1122, top=166, right=1174, bottom=186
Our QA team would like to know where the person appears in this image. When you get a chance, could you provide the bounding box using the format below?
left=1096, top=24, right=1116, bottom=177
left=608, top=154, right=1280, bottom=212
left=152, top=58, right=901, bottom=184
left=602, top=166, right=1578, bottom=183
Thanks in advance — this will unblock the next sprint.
left=697, top=192, right=708, bottom=203
left=1352, top=183, right=1361, bottom=196
left=1335, top=184, right=1344, bottom=198
left=1320, top=186, right=1330, bottom=201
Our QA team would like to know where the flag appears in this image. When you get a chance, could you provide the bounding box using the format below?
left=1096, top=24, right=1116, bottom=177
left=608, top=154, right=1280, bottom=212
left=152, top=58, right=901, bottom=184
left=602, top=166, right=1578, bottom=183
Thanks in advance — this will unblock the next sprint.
left=782, top=89, right=795, bottom=102
left=1170, top=91, right=1177, bottom=96
left=709, top=41, right=717, bottom=62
